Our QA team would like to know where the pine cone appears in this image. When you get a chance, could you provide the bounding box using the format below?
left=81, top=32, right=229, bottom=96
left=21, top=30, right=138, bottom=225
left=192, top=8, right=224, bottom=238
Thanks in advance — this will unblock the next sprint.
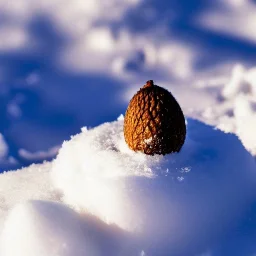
left=124, top=80, right=186, bottom=155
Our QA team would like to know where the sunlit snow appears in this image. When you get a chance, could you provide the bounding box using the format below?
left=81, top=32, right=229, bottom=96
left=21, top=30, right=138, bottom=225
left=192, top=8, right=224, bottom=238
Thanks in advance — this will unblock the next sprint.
left=1, top=0, right=256, bottom=255
left=1, top=117, right=256, bottom=255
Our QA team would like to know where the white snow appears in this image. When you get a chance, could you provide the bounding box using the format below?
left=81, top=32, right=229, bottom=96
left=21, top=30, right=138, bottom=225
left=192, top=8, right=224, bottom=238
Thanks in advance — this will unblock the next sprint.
left=0, top=117, right=255, bottom=255
left=180, top=64, right=256, bottom=156
left=1, top=0, right=256, bottom=167
left=234, top=95, right=256, bottom=155
left=1, top=200, right=142, bottom=256
left=0, top=0, right=195, bottom=79
left=0, top=162, right=57, bottom=228
left=197, top=0, right=256, bottom=43
left=1, top=201, right=101, bottom=256
left=0, top=0, right=256, bottom=255
left=0, top=25, right=28, bottom=51
left=18, top=146, right=60, bottom=161
left=51, top=118, right=256, bottom=254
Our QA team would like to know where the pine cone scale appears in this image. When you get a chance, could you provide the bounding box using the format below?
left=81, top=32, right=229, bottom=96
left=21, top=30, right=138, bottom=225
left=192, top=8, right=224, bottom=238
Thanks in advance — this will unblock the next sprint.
left=124, top=80, right=186, bottom=155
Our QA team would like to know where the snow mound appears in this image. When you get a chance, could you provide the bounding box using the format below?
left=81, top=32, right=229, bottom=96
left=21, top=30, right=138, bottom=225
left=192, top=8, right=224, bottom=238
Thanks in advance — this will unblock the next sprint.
left=0, top=200, right=144, bottom=256
left=234, top=95, right=256, bottom=156
left=0, top=200, right=100, bottom=256
left=192, top=64, right=256, bottom=156
left=221, top=65, right=256, bottom=155
left=0, top=162, right=57, bottom=228
left=52, top=117, right=256, bottom=255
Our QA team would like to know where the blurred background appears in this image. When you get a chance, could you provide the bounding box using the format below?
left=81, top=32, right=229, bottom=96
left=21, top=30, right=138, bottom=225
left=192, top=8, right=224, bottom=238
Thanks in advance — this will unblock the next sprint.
left=1, top=0, right=256, bottom=172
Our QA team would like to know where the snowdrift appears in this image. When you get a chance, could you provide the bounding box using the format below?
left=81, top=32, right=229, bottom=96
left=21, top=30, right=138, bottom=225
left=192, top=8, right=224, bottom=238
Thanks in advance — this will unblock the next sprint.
left=1, top=117, right=255, bottom=255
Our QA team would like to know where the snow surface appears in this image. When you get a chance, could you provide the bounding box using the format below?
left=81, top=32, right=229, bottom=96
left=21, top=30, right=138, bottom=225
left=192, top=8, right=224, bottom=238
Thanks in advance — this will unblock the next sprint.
left=0, top=162, right=56, bottom=228
left=1, top=201, right=101, bottom=256
left=1, top=0, right=256, bottom=171
left=0, top=117, right=256, bottom=255
left=1, top=0, right=256, bottom=255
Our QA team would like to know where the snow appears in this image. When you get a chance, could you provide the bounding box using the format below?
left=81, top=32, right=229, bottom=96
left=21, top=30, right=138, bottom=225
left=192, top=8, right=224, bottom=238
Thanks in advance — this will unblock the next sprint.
left=197, top=0, right=256, bottom=44
left=1, top=201, right=100, bottom=256
left=0, top=162, right=57, bottom=228
left=18, top=146, right=59, bottom=161
left=1, top=0, right=256, bottom=255
left=0, top=117, right=256, bottom=255
left=234, top=95, right=256, bottom=156
left=0, top=25, right=28, bottom=51
left=1, top=200, right=143, bottom=256
left=1, top=0, right=256, bottom=170
left=51, top=117, right=256, bottom=255
left=0, top=134, right=18, bottom=171
left=0, top=134, right=8, bottom=159
left=198, top=64, right=256, bottom=155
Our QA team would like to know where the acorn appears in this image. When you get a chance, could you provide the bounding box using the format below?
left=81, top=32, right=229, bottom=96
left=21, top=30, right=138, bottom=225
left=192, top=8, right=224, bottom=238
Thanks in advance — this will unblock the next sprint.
left=124, top=80, right=186, bottom=155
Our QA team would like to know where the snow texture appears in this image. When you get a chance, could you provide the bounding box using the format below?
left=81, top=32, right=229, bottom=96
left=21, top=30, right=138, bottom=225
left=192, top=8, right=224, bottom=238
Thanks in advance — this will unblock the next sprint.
left=1, top=201, right=99, bottom=256
left=52, top=117, right=256, bottom=255
left=1, top=0, right=256, bottom=171
left=0, top=162, right=57, bottom=228
left=1, top=117, right=255, bottom=256
left=1, top=0, right=256, bottom=255
left=200, top=64, right=256, bottom=156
